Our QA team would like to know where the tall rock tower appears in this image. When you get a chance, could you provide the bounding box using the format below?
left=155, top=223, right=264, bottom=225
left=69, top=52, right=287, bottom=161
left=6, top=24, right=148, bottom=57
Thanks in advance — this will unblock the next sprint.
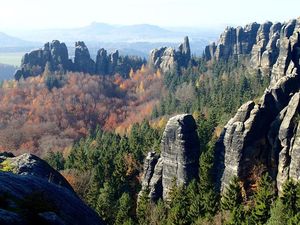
left=139, top=114, right=200, bottom=201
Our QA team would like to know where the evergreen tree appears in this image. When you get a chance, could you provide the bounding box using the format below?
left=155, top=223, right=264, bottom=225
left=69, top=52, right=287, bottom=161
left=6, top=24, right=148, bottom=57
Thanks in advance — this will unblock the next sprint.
left=187, top=180, right=204, bottom=222
left=115, top=192, right=133, bottom=225
left=266, top=200, right=289, bottom=225
left=251, top=173, right=275, bottom=225
left=198, top=139, right=218, bottom=218
left=153, top=200, right=167, bottom=225
left=281, top=179, right=298, bottom=215
left=167, top=185, right=190, bottom=225
left=288, top=213, right=300, bottom=225
left=137, top=189, right=150, bottom=225
left=221, top=176, right=243, bottom=211
left=96, top=182, right=116, bottom=223
left=226, top=205, right=245, bottom=225
left=86, top=168, right=102, bottom=209
left=44, top=151, right=65, bottom=171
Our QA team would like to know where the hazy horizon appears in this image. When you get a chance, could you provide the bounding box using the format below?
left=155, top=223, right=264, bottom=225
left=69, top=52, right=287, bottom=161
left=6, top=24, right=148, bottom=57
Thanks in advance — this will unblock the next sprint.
left=1, top=0, right=299, bottom=32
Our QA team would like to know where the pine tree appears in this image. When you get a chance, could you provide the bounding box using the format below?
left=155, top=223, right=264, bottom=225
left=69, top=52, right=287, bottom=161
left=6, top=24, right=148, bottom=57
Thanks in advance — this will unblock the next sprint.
left=198, top=139, right=218, bottom=218
left=96, top=182, right=115, bottom=223
left=288, top=213, right=300, bottom=225
left=85, top=168, right=101, bottom=209
left=266, top=200, right=289, bottom=225
left=188, top=194, right=204, bottom=222
left=226, top=205, right=245, bottom=225
left=115, top=192, right=132, bottom=225
left=281, top=179, right=298, bottom=215
left=167, top=185, right=190, bottom=225
left=149, top=199, right=167, bottom=225
left=251, top=173, right=275, bottom=225
left=136, top=189, right=150, bottom=225
left=187, top=180, right=204, bottom=222
left=221, top=176, right=243, bottom=211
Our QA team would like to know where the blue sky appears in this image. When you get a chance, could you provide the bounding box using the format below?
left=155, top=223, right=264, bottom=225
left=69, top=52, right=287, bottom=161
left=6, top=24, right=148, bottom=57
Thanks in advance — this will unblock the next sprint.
left=1, top=0, right=299, bottom=30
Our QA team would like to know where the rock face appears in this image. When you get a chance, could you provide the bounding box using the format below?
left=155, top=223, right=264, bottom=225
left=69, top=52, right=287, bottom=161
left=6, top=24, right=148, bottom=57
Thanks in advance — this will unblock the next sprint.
left=0, top=153, right=73, bottom=191
left=204, top=18, right=300, bottom=76
left=215, top=18, right=300, bottom=194
left=149, top=36, right=191, bottom=73
left=0, top=153, right=104, bottom=225
left=0, top=173, right=105, bottom=225
left=15, top=41, right=144, bottom=79
left=139, top=114, right=200, bottom=201
left=14, top=40, right=71, bottom=79
left=74, top=41, right=96, bottom=74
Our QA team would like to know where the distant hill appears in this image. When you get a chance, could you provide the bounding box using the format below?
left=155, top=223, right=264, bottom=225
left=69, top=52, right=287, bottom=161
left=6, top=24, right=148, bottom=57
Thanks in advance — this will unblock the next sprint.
left=0, top=32, right=38, bottom=48
left=0, top=63, right=17, bottom=80
left=5, top=23, right=220, bottom=56
left=8, top=23, right=188, bottom=43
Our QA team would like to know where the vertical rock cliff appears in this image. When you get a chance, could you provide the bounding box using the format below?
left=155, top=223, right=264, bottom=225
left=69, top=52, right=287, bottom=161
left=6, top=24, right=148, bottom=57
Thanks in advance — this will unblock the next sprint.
left=149, top=37, right=191, bottom=73
left=139, top=114, right=200, bottom=201
left=204, top=17, right=300, bottom=77
left=215, top=18, right=300, bottom=194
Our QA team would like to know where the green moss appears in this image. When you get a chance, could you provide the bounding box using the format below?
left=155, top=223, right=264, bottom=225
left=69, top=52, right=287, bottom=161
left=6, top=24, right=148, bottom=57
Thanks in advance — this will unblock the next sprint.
left=0, top=160, right=14, bottom=172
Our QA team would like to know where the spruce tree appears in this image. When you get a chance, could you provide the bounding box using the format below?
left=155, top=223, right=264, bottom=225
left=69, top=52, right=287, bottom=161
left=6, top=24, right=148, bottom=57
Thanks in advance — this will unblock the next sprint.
left=167, top=185, right=190, bottom=225
left=187, top=181, right=204, bottom=222
left=266, top=200, right=289, bottom=225
left=136, top=189, right=150, bottom=225
left=251, top=173, right=275, bottom=225
left=226, top=205, right=245, bottom=225
left=115, top=192, right=132, bottom=225
left=149, top=199, right=167, bottom=225
left=96, top=182, right=116, bottom=223
left=85, top=168, right=101, bottom=209
left=221, top=176, right=243, bottom=211
left=281, top=179, right=298, bottom=215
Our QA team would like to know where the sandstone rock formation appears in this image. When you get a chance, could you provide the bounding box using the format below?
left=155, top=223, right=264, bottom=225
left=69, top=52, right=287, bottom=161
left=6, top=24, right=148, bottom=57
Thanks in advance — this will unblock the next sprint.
left=74, top=41, right=96, bottom=74
left=0, top=153, right=104, bottom=225
left=215, top=18, right=300, bottom=194
left=139, top=114, right=200, bottom=201
left=0, top=153, right=73, bottom=191
left=15, top=41, right=144, bottom=79
left=14, top=40, right=71, bottom=79
left=204, top=18, right=300, bottom=76
left=0, top=173, right=105, bottom=225
left=149, top=36, right=191, bottom=73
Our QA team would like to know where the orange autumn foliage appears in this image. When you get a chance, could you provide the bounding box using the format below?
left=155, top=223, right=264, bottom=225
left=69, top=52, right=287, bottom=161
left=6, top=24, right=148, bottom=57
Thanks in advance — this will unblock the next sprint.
left=0, top=67, right=164, bottom=156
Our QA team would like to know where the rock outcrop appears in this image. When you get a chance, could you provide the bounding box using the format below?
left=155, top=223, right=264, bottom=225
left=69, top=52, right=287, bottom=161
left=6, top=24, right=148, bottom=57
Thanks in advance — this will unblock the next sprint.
left=0, top=153, right=73, bottom=191
left=215, top=18, right=300, bottom=194
left=0, top=153, right=104, bottom=225
left=14, top=40, right=71, bottom=79
left=139, top=114, right=200, bottom=201
left=0, top=173, right=105, bottom=225
left=204, top=18, right=300, bottom=76
left=14, top=41, right=144, bottom=79
left=74, top=41, right=96, bottom=74
left=149, top=36, right=191, bottom=73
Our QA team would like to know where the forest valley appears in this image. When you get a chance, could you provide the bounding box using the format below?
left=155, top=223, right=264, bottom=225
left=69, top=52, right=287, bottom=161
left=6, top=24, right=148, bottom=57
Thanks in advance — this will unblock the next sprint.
left=2, top=18, right=300, bottom=224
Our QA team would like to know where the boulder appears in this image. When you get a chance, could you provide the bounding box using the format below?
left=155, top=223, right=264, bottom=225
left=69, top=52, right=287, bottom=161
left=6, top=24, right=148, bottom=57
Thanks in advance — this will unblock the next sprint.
left=0, top=172, right=105, bottom=225
left=0, top=153, right=73, bottom=191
